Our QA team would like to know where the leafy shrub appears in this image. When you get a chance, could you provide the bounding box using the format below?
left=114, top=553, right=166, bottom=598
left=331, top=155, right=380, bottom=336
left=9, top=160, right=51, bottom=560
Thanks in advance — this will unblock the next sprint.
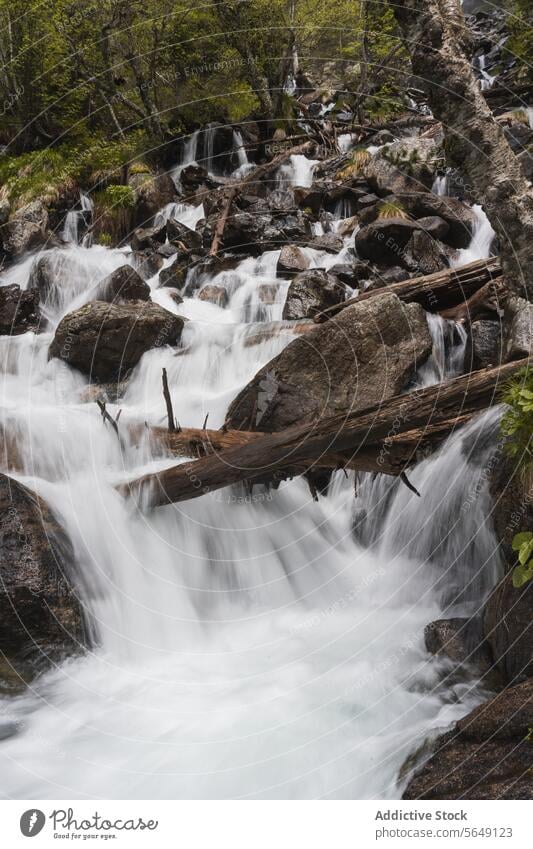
left=500, top=366, right=533, bottom=468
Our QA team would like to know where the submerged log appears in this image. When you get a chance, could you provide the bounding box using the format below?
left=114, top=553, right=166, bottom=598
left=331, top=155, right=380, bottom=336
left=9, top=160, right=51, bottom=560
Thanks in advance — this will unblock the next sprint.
left=119, top=358, right=528, bottom=507
left=315, top=257, right=502, bottom=322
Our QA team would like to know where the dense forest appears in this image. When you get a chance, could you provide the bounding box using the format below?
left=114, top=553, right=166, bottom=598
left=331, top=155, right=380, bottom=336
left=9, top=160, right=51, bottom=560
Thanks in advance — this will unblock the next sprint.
left=0, top=0, right=532, bottom=804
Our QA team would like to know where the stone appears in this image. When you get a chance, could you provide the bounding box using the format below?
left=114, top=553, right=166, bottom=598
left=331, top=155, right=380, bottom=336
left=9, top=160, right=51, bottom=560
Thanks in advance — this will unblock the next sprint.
left=397, top=193, right=476, bottom=249
left=366, top=137, right=438, bottom=195
left=158, top=255, right=190, bottom=289
left=484, top=572, right=533, bottom=686
left=49, top=301, right=185, bottom=381
left=0, top=284, right=40, bottom=335
left=403, top=679, right=533, bottom=799
left=465, top=319, right=503, bottom=370
left=424, top=617, right=494, bottom=678
left=1, top=200, right=49, bottom=256
left=355, top=218, right=421, bottom=265
left=416, top=215, right=450, bottom=240
left=0, top=473, right=84, bottom=667
left=130, top=223, right=167, bottom=252
left=305, top=233, right=344, bottom=253
left=505, top=297, right=533, bottom=360
left=225, top=292, right=432, bottom=431
left=128, top=170, right=176, bottom=228
left=403, top=230, right=451, bottom=275
left=282, top=269, right=346, bottom=320
left=197, top=285, right=228, bottom=307
left=93, top=265, right=150, bottom=303
left=276, top=244, right=310, bottom=277
left=166, top=218, right=203, bottom=251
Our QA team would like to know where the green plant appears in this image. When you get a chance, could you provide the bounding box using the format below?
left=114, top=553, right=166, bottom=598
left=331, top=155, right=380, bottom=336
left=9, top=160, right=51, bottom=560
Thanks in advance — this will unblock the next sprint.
left=500, top=366, right=533, bottom=467
left=377, top=200, right=408, bottom=220
left=511, top=532, right=533, bottom=588
left=93, top=184, right=136, bottom=210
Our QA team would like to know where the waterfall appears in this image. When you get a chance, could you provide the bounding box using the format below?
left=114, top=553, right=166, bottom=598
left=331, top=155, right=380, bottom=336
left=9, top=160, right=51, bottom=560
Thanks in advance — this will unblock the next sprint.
left=172, top=130, right=201, bottom=186
left=61, top=193, right=93, bottom=246
left=277, top=154, right=319, bottom=188
left=452, top=204, right=496, bottom=267
left=0, top=152, right=499, bottom=800
left=431, top=174, right=449, bottom=196
left=232, top=129, right=254, bottom=178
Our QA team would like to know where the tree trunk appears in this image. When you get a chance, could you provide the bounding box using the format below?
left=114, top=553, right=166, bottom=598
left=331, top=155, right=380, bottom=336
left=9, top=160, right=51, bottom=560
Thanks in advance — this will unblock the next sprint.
left=389, top=0, right=533, bottom=301
left=119, top=358, right=527, bottom=507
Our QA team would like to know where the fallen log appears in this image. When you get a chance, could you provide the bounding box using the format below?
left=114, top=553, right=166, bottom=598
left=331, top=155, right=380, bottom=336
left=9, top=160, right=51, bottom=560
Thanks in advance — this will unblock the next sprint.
left=119, top=358, right=527, bottom=507
left=314, top=257, right=502, bottom=322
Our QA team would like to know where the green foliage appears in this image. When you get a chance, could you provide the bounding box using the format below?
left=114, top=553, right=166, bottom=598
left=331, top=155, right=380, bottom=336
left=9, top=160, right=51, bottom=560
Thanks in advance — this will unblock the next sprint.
left=93, top=184, right=135, bottom=210
left=377, top=200, right=407, bottom=220
left=500, top=366, right=533, bottom=468
left=506, top=0, right=533, bottom=83
left=511, top=532, right=533, bottom=588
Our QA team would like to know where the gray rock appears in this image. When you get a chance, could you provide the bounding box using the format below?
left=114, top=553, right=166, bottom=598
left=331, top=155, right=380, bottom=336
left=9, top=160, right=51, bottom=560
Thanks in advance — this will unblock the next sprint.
left=276, top=244, right=310, bottom=277
left=366, top=137, right=438, bottom=194
left=282, top=269, right=346, bottom=320
left=198, top=285, right=228, bottom=307
left=130, top=223, right=166, bottom=252
left=94, top=265, right=150, bottom=303
left=505, top=297, right=533, bottom=360
left=466, top=319, right=503, bottom=370
left=1, top=200, right=49, bottom=256
left=0, top=473, right=85, bottom=667
left=167, top=218, right=203, bottom=251
left=49, top=301, right=185, bottom=381
left=355, top=217, right=421, bottom=265
left=0, top=284, right=41, bottom=335
left=225, top=292, right=432, bottom=431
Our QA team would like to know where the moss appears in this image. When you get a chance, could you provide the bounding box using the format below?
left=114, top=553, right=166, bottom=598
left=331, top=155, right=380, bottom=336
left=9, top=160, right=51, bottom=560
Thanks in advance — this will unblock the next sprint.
left=91, top=184, right=136, bottom=247
left=93, top=184, right=135, bottom=210
left=0, top=132, right=149, bottom=210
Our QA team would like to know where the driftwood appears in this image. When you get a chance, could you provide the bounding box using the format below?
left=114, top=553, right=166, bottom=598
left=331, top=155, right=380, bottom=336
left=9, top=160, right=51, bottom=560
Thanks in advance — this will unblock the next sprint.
left=208, top=140, right=317, bottom=256
left=119, top=358, right=527, bottom=507
left=314, top=257, right=502, bottom=322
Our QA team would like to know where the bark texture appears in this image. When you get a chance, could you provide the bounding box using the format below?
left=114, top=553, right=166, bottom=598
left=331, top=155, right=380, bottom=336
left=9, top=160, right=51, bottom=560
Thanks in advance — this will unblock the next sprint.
left=390, top=0, right=533, bottom=300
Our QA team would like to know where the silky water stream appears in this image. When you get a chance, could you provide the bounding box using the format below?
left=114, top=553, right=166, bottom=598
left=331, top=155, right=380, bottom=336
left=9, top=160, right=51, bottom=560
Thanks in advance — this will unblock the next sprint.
left=0, top=156, right=501, bottom=799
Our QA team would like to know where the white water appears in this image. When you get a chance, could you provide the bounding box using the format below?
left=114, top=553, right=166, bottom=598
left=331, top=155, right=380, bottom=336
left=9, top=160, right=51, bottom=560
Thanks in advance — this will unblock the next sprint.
left=0, top=155, right=500, bottom=799
left=452, top=203, right=496, bottom=267
left=278, top=154, right=319, bottom=188
left=62, top=193, right=94, bottom=246
left=431, top=174, right=449, bottom=197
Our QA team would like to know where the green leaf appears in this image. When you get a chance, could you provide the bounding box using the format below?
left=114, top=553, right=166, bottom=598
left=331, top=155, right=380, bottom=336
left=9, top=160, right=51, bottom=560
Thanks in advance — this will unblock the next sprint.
left=512, top=564, right=531, bottom=588
left=512, top=532, right=533, bottom=551
left=519, top=540, right=533, bottom=565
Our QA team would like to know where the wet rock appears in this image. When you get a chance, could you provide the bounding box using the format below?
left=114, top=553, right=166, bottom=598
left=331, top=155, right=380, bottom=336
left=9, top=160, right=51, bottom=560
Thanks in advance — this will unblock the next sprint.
left=329, top=261, right=373, bottom=287
left=94, top=265, right=150, bottom=303
left=397, top=193, right=475, bottom=249
left=336, top=215, right=359, bottom=237
left=156, top=242, right=179, bottom=259
left=403, top=679, right=533, bottom=799
left=49, top=301, right=185, bottom=381
left=425, top=617, right=495, bottom=677
left=502, top=120, right=533, bottom=153
left=258, top=284, right=280, bottom=305
left=158, top=254, right=190, bottom=289
left=416, top=215, right=450, bottom=240
left=1, top=200, right=49, bottom=257
left=198, top=285, right=228, bottom=307
left=167, top=218, right=203, bottom=251
left=276, top=244, right=310, bottom=277
left=465, top=319, right=503, bottom=370
left=282, top=269, right=346, bottom=320
left=355, top=218, right=421, bottom=265
left=403, top=230, right=451, bottom=275
left=0, top=284, right=41, bottom=335
left=356, top=192, right=380, bottom=210
left=130, top=223, right=166, bottom=252
left=484, top=571, right=533, bottom=686
left=0, top=473, right=85, bottom=667
left=305, top=233, right=344, bottom=253
left=0, top=197, right=10, bottom=225
left=517, top=149, right=533, bottom=182
left=180, top=163, right=209, bottom=192
left=225, top=292, right=432, bottom=431
left=79, top=380, right=129, bottom=404
left=132, top=250, right=164, bottom=280
left=293, top=186, right=324, bottom=215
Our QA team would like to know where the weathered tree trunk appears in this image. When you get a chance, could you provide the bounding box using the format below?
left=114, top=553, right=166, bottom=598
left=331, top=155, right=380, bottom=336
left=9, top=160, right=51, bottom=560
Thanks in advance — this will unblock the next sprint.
left=315, top=256, right=502, bottom=321
left=119, top=358, right=527, bottom=507
left=389, top=0, right=533, bottom=300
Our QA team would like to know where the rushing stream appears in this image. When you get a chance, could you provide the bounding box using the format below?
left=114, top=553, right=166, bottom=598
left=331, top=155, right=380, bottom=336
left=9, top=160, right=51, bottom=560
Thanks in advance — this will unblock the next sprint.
left=0, top=148, right=502, bottom=799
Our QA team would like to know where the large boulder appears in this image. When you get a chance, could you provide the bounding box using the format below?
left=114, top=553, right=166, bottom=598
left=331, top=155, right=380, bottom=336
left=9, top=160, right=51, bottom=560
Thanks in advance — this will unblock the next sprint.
left=465, top=319, right=503, bottom=370
left=49, top=300, right=185, bottom=381
left=282, top=269, right=346, bottom=320
left=403, top=230, right=452, bottom=275
left=93, top=265, right=150, bottom=303
left=355, top=217, right=421, bottom=265
left=130, top=223, right=166, bottom=252
left=484, top=572, right=533, bottom=686
left=225, top=292, right=432, bottom=431
left=0, top=284, right=40, bottom=335
left=403, top=679, right=533, bottom=799
left=504, top=297, right=533, bottom=360
left=1, top=200, right=49, bottom=257
left=0, top=473, right=84, bottom=668
left=167, top=218, right=203, bottom=251
left=398, top=193, right=476, bottom=249
left=366, top=137, right=439, bottom=195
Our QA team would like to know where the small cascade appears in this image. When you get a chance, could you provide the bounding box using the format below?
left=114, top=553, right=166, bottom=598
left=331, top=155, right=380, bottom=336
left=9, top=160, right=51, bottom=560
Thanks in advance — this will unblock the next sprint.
left=172, top=129, right=201, bottom=186
left=337, top=133, right=356, bottom=155
left=61, top=193, right=93, bottom=246
left=277, top=154, right=319, bottom=188
left=431, top=174, right=449, bottom=196
left=231, top=129, right=254, bottom=177
left=453, top=204, right=496, bottom=267
left=416, top=313, right=468, bottom=388
left=154, top=201, right=205, bottom=230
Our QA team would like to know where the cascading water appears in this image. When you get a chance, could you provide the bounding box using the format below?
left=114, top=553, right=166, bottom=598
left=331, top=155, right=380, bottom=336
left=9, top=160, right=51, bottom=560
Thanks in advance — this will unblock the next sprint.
left=62, top=193, right=94, bottom=246
left=0, top=153, right=500, bottom=799
left=431, top=174, right=449, bottom=197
